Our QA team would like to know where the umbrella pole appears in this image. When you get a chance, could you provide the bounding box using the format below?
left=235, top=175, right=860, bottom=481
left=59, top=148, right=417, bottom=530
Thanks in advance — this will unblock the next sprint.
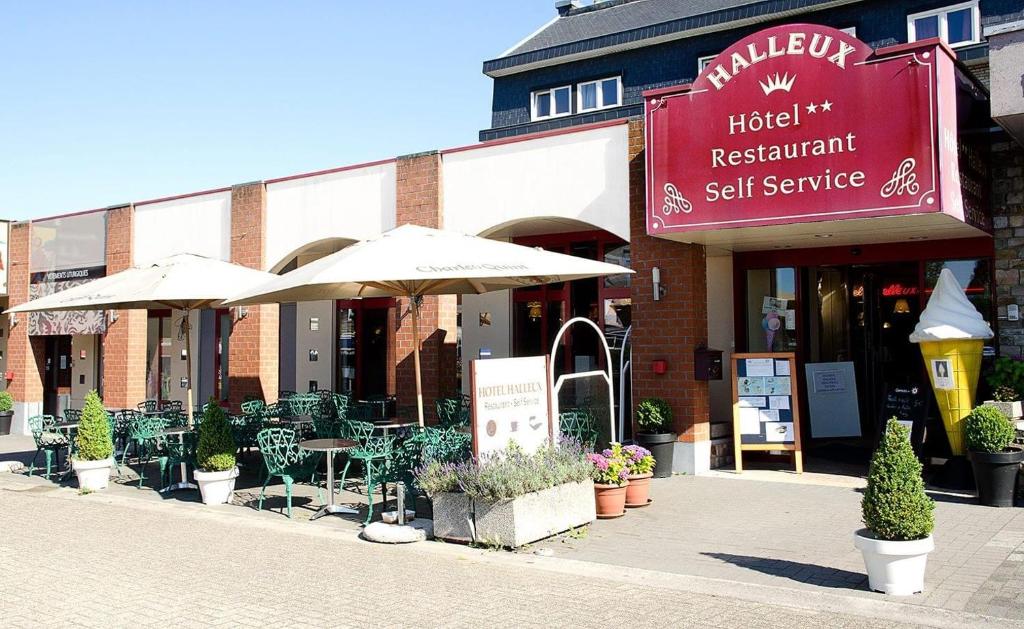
left=411, top=296, right=425, bottom=427
left=183, top=309, right=195, bottom=430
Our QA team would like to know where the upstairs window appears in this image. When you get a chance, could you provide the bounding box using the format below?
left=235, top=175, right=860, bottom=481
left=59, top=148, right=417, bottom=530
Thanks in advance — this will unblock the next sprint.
left=908, top=2, right=980, bottom=48
left=532, top=85, right=571, bottom=120
left=578, top=76, right=621, bottom=112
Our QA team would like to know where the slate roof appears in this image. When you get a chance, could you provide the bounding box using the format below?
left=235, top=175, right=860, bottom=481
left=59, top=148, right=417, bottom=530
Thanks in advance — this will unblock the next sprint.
left=485, top=0, right=864, bottom=76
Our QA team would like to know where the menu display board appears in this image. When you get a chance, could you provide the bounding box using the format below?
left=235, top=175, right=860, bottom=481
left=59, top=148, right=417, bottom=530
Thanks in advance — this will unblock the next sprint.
left=732, top=352, right=803, bottom=473
left=877, top=383, right=929, bottom=456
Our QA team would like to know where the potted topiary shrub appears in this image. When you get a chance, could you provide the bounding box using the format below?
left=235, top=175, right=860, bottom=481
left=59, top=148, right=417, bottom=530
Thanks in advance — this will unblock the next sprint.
left=854, top=420, right=935, bottom=596
left=982, top=386, right=1022, bottom=423
left=0, top=391, right=14, bottom=436
left=587, top=444, right=629, bottom=518
left=622, top=443, right=655, bottom=507
left=71, top=390, right=115, bottom=491
left=965, top=405, right=1023, bottom=507
left=635, top=398, right=676, bottom=478
left=193, top=398, right=238, bottom=505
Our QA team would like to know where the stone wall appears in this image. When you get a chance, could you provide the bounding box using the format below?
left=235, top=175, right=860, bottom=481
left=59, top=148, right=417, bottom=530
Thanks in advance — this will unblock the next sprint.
left=993, top=136, right=1024, bottom=357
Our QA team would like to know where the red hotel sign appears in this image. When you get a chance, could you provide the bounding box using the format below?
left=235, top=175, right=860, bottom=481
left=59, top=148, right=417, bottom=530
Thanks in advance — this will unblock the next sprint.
left=646, top=25, right=964, bottom=235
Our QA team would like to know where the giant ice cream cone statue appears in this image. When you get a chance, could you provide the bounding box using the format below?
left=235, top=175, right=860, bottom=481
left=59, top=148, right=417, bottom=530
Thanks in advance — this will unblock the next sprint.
left=909, top=269, right=994, bottom=455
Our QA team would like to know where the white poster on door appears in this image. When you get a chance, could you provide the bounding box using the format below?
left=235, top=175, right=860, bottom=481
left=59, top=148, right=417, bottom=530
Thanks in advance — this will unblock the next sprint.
left=471, top=356, right=552, bottom=460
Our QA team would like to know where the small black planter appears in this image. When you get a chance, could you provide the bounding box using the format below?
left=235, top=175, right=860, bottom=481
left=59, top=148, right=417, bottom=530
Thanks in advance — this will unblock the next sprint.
left=0, top=410, right=12, bottom=436
left=636, top=432, right=676, bottom=478
left=968, top=448, right=1024, bottom=507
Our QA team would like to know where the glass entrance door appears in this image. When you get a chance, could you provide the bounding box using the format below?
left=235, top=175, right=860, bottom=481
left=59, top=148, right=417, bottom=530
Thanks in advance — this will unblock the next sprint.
left=336, top=299, right=390, bottom=399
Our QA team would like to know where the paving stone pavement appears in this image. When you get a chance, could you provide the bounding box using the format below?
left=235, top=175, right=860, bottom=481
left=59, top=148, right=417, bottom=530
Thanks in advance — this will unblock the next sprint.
left=2, top=435, right=1023, bottom=627
left=0, top=481, right=1010, bottom=629
left=533, top=474, right=1024, bottom=622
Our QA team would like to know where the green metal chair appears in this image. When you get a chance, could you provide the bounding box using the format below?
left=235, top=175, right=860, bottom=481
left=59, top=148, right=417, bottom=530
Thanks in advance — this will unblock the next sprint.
left=27, top=415, right=70, bottom=479
left=559, top=408, right=600, bottom=451
left=137, top=400, right=158, bottom=413
left=332, top=393, right=350, bottom=420
left=230, top=413, right=265, bottom=457
left=128, top=415, right=169, bottom=488
left=240, top=399, right=266, bottom=416
left=436, top=396, right=470, bottom=429
left=339, top=434, right=398, bottom=525
left=312, top=415, right=342, bottom=439
left=63, top=408, right=82, bottom=423
left=160, top=431, right=196, bottom=490
left=255, top=427, right=322, bottom=518
left=114, top=409, right=140, bottom=464
left=421, top=426, right=472, bottom=465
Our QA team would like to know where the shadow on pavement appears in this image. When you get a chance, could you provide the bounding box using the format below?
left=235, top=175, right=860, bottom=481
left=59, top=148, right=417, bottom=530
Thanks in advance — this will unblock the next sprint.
left=701, top=552, right=867, bottom=590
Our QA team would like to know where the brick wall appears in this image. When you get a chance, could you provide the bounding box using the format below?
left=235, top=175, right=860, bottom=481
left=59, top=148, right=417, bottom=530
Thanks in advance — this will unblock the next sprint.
left=394, top=152, right=458, bottom=421
left=627, top=118, right=711, bottom=443
left=102, top=204, right=148, bottom=408
left=7, top=223, right=44, bottom=404
left=228, top=182, right=279, bottom=410
left=993, top=137, right=1024, bottom=356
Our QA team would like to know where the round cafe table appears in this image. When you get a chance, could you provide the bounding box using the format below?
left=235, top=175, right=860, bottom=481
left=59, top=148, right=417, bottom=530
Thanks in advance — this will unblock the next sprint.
left=299, top=438, right=358, bottom=521
left=159, top=426, right=198, bottom=493
left=53, top=421, right=79, bottom=479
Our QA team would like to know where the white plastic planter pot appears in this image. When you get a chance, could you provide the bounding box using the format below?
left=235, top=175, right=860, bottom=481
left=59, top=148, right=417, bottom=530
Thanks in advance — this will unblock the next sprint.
left=194, top=467, right=239, bottom=505
left=854, top=529, right=934, bottom=595
left=72, top=458, right=114, bottom=491
left=433, top=480, right=596, bottom=548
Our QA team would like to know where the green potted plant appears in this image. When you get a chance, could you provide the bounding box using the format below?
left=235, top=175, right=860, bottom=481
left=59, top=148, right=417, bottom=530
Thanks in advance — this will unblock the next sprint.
left=854, top=420, right=935, bottom=595
left=420, top=441, right=595, bottom=547
left=71, top=390, right=115, bottom=491
left=622, top=443, right=655, bottom=507
left=193, top=398, right=238, bottom=505
left=635, top=398, right=675, bottom=478
left=0, top=391, right=14, bottom=436
left=983, top=385, right=1022, bottom=423
left=965, top=405, right=1023, bottom=507
left=587, top=444, right=629, bottom=518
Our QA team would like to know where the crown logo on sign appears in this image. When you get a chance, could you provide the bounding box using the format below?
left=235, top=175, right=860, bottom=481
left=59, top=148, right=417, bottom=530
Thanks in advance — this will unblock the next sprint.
left=759, top=72, right=796, bottom=96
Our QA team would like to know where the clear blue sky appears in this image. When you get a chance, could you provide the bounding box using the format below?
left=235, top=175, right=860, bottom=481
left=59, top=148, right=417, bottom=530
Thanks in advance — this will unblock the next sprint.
left=0, top=2, right=554, bottom=219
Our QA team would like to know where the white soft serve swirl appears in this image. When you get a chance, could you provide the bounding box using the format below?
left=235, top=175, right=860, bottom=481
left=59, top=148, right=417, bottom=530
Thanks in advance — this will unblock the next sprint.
left=910, top=268, right=993, bottom=342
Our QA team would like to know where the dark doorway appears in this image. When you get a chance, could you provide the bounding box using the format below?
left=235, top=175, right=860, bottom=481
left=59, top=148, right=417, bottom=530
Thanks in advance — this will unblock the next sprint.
left=43, top=335, right=72, bottom=417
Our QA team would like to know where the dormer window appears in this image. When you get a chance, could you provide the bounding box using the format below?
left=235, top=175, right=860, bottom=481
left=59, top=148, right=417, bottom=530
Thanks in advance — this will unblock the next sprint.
left=532, top=85, right=572, bottom=120
left=908, top=2, right=980, bottom=48
left=578, top=76, right=621, bottom=112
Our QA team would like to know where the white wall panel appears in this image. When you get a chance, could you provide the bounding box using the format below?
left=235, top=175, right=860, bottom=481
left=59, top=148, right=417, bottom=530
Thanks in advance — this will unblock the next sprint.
left=442, top=124, right=629, bottom=240
left=265, top=163, right=397, bottom=271
left=134, top=192, right=231, bottom=265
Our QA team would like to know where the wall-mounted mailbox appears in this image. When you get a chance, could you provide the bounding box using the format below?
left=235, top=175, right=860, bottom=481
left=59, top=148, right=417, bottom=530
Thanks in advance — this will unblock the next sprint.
left=694, top=347, right=723, bottom=381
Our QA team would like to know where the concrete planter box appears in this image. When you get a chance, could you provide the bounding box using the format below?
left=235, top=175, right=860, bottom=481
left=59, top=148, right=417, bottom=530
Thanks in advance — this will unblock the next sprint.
left=983, top=400, right=1023, bottom=421
left=432, top=480, right=596, bottom=548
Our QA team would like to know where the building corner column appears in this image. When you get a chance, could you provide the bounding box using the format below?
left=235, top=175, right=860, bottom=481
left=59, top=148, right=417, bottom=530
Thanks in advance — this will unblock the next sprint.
left=627, top=118, right=712, bottom=474
left=7, top=223, right=44, bottom=434
left=394, top=151, right=458, bottom=421
left=228, top=181, right=278, bottom=410
left=102, top=204, right=148, bottom=410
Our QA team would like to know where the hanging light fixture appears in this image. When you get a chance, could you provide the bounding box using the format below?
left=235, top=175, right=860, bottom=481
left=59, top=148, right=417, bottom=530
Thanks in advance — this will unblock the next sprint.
left=528, top=301, right=543, bottom=321
left=893, top=298, right=911, bottom=314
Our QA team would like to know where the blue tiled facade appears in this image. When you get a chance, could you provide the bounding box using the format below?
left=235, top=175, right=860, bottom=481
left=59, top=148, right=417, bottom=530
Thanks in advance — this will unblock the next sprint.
left=482, top=0, right=1024, bottom=141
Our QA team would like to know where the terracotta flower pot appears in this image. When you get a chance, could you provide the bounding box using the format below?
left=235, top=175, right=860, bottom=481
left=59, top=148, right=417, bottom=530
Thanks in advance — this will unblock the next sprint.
left=594, top=482, right=628, bottom=518
left=625, top=472, right=652, bottom=507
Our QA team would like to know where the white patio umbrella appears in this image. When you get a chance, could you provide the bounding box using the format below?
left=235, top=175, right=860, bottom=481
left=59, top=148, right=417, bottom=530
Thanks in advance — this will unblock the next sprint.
left=6, top=253, right=278, bottom=424
left=225, top=224, right=634, bottom=426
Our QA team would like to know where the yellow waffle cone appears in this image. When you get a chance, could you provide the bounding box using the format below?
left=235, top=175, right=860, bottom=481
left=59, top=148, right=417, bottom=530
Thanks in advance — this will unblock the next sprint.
left=918, top=339, right=983, bottom=456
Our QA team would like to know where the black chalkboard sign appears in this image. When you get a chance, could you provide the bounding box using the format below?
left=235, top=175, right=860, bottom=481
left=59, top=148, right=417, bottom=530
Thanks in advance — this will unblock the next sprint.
left=877, top=383, right=929, bottom=456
